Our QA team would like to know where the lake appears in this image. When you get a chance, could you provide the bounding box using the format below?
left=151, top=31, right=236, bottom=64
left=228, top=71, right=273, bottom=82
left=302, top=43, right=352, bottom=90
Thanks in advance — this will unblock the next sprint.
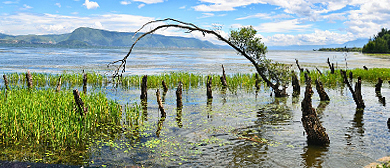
left=1, top=45, right=390, bottom=167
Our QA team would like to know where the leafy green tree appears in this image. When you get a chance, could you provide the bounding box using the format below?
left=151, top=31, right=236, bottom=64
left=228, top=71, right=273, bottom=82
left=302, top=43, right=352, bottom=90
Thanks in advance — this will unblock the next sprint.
left=228, top=26, right=291, bottom=96
left=363, top=28, right=390, bottom=53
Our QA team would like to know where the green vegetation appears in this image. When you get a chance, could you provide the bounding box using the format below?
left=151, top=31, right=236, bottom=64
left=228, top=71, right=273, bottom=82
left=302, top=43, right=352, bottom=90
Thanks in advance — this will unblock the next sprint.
left=301, top=68, right=390, bottom=87
left=0, top=27, right=224, bottom=48
left=363, top=28, right=390, bottom=53
left=318, top=47, right=362, bottom=52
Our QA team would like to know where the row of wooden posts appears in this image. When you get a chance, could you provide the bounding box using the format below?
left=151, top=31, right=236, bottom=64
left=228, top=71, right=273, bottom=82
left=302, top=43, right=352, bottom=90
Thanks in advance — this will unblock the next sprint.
left=2, top=70, right=89, bottom=117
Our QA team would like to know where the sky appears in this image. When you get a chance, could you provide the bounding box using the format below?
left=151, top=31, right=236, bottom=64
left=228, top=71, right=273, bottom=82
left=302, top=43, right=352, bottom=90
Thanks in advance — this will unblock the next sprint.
left=0, top=0, right=389, bottom=46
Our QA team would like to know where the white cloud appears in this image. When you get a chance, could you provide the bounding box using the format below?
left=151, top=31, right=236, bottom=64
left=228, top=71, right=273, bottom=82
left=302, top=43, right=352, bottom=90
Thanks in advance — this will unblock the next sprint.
left=236, top=13, right=293, bottom=20
left=256, top=19, right=312, bottom=33
left=197, top=13, right=214, bottom=19
left=0, top=12, right=154, bottom=35
left=138, top=4, right=145, bottom=8
left=20, top=4, right=32, bottom=10
left=263, top=30, right=355, bottom=46
left=179, top=5, right=186, bottom=9
left=83, top=0, right=99, bottom=9
left=71, top=12, right=79, bottom=15
left=55, top=3, right=61, bottom=8
left=193, top=0, right=265, bottom=12
left=133, top=0, right=164, bottom=4
left=120, top=1, right=131, bottom=5
left=3, top=0, right=18, bottom=4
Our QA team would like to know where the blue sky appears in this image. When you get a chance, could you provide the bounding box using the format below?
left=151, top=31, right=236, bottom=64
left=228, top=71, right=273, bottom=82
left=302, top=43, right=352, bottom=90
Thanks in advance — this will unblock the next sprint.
left=0, top=0, right=389, bottom=46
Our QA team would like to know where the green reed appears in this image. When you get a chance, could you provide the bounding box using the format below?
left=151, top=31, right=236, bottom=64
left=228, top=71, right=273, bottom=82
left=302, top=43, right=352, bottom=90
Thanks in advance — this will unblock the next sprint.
left=0, top=87, right=122, bottom=148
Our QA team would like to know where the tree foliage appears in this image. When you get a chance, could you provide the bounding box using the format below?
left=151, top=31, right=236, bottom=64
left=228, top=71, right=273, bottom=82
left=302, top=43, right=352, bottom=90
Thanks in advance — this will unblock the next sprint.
left=363, top=28, right=390, bottom=53
left=228, top=26, right=291, bottom=91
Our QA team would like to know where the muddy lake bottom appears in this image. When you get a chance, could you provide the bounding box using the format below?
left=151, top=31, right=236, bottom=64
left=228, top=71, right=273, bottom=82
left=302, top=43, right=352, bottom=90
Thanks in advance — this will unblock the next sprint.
left=2, top=82, right=390, bottom=167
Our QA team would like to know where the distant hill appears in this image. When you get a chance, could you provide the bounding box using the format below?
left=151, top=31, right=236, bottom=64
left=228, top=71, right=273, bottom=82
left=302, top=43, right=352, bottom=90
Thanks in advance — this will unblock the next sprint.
left=0, top=27, right=225, bottom=49
left=268, top=38, right=369, bottom=51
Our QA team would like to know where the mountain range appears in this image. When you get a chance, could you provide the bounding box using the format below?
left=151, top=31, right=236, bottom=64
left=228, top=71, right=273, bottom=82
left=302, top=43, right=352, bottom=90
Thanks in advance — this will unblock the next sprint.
left=0, top=27, right=369, bottom=50
left=0, top=27, right=225, bottom=49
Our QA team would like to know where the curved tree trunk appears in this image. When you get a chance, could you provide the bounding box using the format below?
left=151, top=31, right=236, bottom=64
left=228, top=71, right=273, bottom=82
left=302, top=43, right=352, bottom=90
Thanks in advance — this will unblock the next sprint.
left=109, top=18, right=288, bottom=97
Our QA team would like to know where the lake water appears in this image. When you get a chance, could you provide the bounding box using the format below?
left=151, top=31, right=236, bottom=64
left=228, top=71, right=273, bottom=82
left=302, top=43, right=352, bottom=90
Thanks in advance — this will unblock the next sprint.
left=1, top=45, right=390, bottom=167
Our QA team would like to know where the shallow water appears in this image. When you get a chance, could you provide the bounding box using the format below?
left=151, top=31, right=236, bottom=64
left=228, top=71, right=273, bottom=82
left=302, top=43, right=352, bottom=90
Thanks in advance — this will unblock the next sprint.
left=1, top=45, right=390, bottom=167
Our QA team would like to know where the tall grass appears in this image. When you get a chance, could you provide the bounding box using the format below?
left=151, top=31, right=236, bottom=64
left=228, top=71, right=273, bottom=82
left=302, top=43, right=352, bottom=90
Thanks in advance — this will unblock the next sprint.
left=0, top=87, right=122, bottom=148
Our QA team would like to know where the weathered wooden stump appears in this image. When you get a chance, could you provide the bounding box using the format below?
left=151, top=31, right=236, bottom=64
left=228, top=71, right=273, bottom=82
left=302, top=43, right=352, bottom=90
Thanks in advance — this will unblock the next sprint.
left=292, top=72, right=300, bottom=96
left=3, top=74, right=9, bottom=91
left=315, top=79, right=330, bottom=101
left=156, top=117, right=165, bottom=138
left=295, top=59, right=304, bottom=72
left=363, top=65, right=368, bottom=70
left=73, top=89, right=87, bottom=117
left=207, top=76, right=213, bottom=99
left=141, top=99, right=148, bottom=121
left=83, top=73, right=87, bottom=94
left=301, top=73, right=330, bottom=145
left=26, top=70, right=33, bottom=89
left=327, top=58, right=335, bottom=74
left=56, top=76, right=62, bottom=92
left=387, top=118, right=390, bottom=129
left=176, top=82, right=183, bottom=128
left=162, top=80, right=168, bottom=92
left=375, top=78, right=383, bottom=93
left=220, top=64, right=228, bottom=87
left=176, top=81, right=183, bottom=108
left=340, top=70, right=365, bottom=109
left=156, top=89, right=166, bottom=118
left=315, top=67, right=323, bottom=75
left=140, top=75, right=148, bottom=100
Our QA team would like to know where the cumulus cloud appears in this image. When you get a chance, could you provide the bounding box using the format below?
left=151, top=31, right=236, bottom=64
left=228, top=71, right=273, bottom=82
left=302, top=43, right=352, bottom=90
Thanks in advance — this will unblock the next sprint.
left=83, top=0, right=99, bottom=9
left=256, top=19, right=312, bottom=33
left=0, top=12, right=154, bottom=35
left=3, top=0, right=19, bottom=4
left=236, top=13, right=293, bottom=20
left=55, top=3, right=61, bottom=8
left=120, top=1, right=131, bottom=5
left=138, top=4, right=145, bottom=8
left=133, top=0, right=164, bottom=4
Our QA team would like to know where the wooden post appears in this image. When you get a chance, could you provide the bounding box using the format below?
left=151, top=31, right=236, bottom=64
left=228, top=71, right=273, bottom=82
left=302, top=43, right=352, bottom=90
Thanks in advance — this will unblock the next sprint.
left=73, top=89, right=87, bottom=117
left=83, top=73, right=87, bottom=94
left=301, top=73, right=330, bottom=145
left=26, top=70, right=33, bottom=89
left=340, top=70, right=365, bottom=109
left=156, top=89, right=166, bottom=118
left=315, top=79, right=330, bottom=101
left=176, top=81, right=183, bottom=108
left=327, top=58, right=335, bottom=74
left=295, top=59, right=304, bottom=72
left=3, top=75, right=9, bottom=91
left=375, top=78, right=383, bottom=93
left=315, top=67, right=323, bottom=75
left=387, top=118, right=390, bottom=129
left=156, top=117, right=165, bottom=138
left=162, top=80, right=168, bottom=92
left=220, top=64, right=228, bottom=87
left=255, top=73, right=260, bottom=91
left=140, top=75, right=148, bottom=100
left=363, top=66, right=368, bottom=70
left=56, top=76, right=62, bottom=92
left=292, top=72, right=300, bottom=96
left=207, top=76, right=213, bottom=99
left=176, top=82, right=183, bottom=128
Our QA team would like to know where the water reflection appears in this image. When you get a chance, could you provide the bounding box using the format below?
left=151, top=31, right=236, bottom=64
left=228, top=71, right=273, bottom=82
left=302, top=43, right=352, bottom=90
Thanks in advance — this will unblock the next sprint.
left=141, top=99, right=148, bottom=121
left=301, top=145, right=329, bottom=167
left=207, top=98, right=213, bottom=119
left=376, top=92, right=386, bottom=106
left=316, top=101, right=330, bottom=118
left=346, top=108, right=364, bottom=146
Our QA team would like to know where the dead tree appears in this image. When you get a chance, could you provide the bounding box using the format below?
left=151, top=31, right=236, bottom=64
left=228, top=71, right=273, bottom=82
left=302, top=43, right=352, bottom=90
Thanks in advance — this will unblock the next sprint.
left=220, top=64, right=228, bottom=87
left=292, top=72, right=300, bottom=96
left=340, top=70, right=365, bottom=109
left=56, top=76, right=62, bottom=92
left=3, top=75, right=9, bottom=91
left=327, top=58, right=335, bottom=74
left=295, top=59, right=304, bottom=72
left=26, top=70, right=33, bottom=89
left=156, top=89, right=166, bottom=118
left=73, top=89, right=87, bottom=117
left=315, top=79, right=330, bottom=101
left=108, top=18, right=289, bottom=97
left=207, top=76, right=213, bottom=99
left=140, top=75, right=148, bottom=100
left=315, top=67, right=323, bottom=75
left=301, top=73, right=330, bottom=145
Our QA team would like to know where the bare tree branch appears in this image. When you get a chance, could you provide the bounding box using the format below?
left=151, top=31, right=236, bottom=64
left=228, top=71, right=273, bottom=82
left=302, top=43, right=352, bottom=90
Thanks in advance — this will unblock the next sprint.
left=108, top=18, right=287, bottom=97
